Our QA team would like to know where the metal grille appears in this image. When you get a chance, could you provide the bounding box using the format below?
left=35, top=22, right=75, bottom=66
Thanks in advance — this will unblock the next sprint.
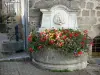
left=92, top=36, right=100, bottom=56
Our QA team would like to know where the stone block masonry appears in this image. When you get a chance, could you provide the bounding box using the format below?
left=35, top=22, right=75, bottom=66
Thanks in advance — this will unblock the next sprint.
left=28, top=0, right=100, bottom=33
left=1, top=0, right=100, bottom=39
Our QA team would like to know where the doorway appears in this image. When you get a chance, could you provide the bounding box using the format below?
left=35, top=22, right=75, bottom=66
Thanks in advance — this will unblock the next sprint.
left=92, top=36, right=100, bottom=57
left=0, top=0, right=24, bottom=53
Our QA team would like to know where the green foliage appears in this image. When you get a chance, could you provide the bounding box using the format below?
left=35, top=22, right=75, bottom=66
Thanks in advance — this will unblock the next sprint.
left=28, top=28, right=91, bottom=54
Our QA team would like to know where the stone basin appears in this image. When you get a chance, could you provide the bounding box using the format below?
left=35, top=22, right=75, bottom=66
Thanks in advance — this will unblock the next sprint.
left=2, top=40, right=24, bottom=53
left=32, top=48, right=88, bottom=71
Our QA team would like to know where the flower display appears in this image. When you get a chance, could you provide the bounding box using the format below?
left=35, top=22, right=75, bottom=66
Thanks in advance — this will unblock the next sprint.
left=28, top=28, right=92, bottom=56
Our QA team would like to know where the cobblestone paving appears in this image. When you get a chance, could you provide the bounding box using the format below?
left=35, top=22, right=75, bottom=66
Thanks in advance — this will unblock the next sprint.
left=0, top=61, right=100, bottom=75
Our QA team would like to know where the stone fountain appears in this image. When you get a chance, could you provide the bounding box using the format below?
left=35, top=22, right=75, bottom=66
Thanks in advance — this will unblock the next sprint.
left=31, top=5, right=100, bottom=71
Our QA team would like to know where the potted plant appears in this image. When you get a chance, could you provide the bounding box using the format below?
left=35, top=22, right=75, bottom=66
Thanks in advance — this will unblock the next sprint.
left=28, top=28, right=93, bottom=71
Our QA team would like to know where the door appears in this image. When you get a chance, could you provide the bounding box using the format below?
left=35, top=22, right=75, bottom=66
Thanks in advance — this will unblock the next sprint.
left=92, top=36, right=100, bottom=57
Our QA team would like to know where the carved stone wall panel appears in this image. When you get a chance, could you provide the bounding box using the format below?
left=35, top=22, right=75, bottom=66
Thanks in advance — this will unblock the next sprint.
left=29, top=0, right=100, bottom=38
left=39, top=5, right=78, bottom=31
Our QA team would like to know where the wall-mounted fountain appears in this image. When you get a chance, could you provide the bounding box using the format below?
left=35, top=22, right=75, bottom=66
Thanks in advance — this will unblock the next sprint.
left=31, top=5, right=88, bottom=71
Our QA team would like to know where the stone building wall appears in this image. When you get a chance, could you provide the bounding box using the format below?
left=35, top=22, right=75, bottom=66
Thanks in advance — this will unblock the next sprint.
left=1, top=0, right=100, bottom=39
left=29, top=0, right=100, bottom=33
left=77, top=0, right=100, bottom=30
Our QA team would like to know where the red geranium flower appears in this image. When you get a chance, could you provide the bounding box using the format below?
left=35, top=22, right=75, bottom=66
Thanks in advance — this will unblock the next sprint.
left=40, top=37, right=46, bottom=42
left=69, top=33, right=73, bottom=38
left=66, top=29, right=69, bottom=33
left=74, top=33, right=79, bottom=37
left=80, top=41, right=84, bottom=45
left=80, top=41, right=85, bottom=47
left=83, top=30, right=88, bottom=34
left=28, top=35, right=32, bottom=42
left=49, top=40, right=55, bottom=44
left=38, top=45, right=43, bottom=50
left=90, top=42, right=94, bottom=46
left=63, top=35, right=67, bottom=40
left=83, top=37, right=87, bottom=40
left=78, top=51, right=83, bottom=55
left=74, top=51, right=83, bottom=56
left=29, top=48, right=34, bottom=52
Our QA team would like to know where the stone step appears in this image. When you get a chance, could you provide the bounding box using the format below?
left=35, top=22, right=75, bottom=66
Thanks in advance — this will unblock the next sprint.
left=0, top=52, right=31, bottom=62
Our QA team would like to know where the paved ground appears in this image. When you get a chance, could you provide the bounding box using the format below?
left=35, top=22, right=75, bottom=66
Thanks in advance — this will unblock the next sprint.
left=0, top=51, right=100, bottom=75
left=0, top=52, right=100, bottom=75
left=0, top=61, right=100, bottom=75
